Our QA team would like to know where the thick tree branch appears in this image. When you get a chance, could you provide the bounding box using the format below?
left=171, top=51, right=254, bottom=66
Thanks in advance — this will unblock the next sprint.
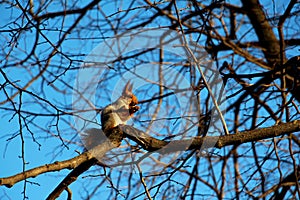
left=241, top=0, right=282, bottom=66
left=46, top=158, right=98, bottom=200
left=46, top=126, right=124, bottom=199
left=0, top=137, right=117, bottom=188
left=205, top=39, right=300, bottom=57
left=122, top=120, right=300, bottom=153
left=1, top=121, right=299, bottom=189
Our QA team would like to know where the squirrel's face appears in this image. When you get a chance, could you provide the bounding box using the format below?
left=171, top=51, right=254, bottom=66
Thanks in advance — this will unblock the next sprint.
left=111, top=94, right=139, bottom=122
left=122, top=82, right=139, bottom=116
left=110, top=82, right=139, bottom=122
left=129, top=95, right=139, bottom=115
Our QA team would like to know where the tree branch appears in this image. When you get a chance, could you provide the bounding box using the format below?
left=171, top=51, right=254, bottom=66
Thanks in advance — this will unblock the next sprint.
left=46, top=126, right=124, bottom=199
left=122, top=120, right=300, bottom=153
left=46, top=158, right=98, bottom=200
left=1, top=121, right=299, bottom=189
left=0, top=137, right=117, bottom=188
left=241, top=0, right=282, bottom=66
left=273, top=165, right=300, bottom=200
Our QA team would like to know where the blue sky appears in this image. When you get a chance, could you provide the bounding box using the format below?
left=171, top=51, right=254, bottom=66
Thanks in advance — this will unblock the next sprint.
left=0, top=0, right=299, bottom=199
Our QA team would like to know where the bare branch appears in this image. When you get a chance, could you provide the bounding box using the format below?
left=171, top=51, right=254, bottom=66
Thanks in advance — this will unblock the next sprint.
left=122, top=120, right=300, bottom=152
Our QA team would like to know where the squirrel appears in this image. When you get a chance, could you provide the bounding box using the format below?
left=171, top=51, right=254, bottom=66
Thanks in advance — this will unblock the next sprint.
left=101, top=82, right=139, bottom=133
left=82, top=82, right=139, bottom=149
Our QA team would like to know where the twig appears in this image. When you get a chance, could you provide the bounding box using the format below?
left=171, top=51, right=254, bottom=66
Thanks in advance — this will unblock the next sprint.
left=173, top=1, right=229, bottom=135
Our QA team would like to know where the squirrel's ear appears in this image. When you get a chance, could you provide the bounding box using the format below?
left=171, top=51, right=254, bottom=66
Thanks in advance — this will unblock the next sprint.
left=123, top=81, right=133, bottom=96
